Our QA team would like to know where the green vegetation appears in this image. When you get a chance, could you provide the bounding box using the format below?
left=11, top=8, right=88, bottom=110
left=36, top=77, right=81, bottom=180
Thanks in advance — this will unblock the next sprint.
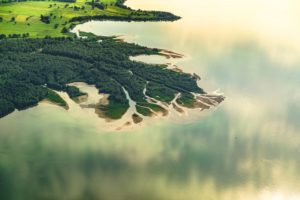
left=132, top=113, right=143, bottom=124
left=137, top=101, right=167, bottom=116
left=99, top=100, right=128, bottom=119
left=66, top=85, right=86, bottom=98
left=0, top=0, right=180, bottom=38
left=176, top=92, right=197, bottom=108
left=0, top=99, right=14, bottom=117
left=136, top=105, right=153, bottom=117
left=0, top=34, right=205, bottom=119
left=146, top=82, right=176, bottom=103
left=0, top=0, right=208, bottom=120
left=45, top=89, right=67, bottom=107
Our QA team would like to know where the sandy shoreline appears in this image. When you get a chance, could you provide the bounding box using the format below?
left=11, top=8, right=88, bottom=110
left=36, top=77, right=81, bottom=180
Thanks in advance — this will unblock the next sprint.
left=40, top=99, right=69, bottom=110
left=159, top=49, right=184, bottom=59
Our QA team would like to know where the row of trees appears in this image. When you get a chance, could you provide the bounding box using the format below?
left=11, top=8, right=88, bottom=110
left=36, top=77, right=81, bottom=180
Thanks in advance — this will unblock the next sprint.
left=86, top=1, right=105, bottom=10
left=69, top=10, right=180, bottom=23
left=0, top=33, right=29, bottom=39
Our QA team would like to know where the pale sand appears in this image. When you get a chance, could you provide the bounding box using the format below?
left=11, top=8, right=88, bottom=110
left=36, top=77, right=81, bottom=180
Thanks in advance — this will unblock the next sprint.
left=172, top=103, right=184, bottom=113
left=116, top=121, right=132, bottom=131
left=73, top=94, right=88, bottom=104
left=132, top=114, right=143, bottom=124
left=172, top=67, right=183, bottom=73
left=159, top=49, right=184, bottom=59
left=94, top=107, right=115, bottom=122
left=99, top=94, right=110, bottom=106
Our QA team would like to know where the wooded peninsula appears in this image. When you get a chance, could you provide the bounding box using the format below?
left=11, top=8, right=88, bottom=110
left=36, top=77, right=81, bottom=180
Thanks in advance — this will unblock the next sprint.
left=0, top=0, right=219, bottom=120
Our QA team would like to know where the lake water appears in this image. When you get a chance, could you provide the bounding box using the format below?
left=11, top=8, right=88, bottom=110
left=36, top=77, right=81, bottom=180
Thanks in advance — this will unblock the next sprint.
left=1, top=0, right=300, bottom=199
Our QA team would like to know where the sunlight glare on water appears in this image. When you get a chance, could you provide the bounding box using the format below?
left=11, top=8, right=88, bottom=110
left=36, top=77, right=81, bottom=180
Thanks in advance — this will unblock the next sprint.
left=1, top=0, right=300, bottom=199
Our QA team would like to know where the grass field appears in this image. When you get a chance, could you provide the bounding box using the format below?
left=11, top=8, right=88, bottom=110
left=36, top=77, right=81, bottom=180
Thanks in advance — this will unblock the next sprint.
left=0, top=0, right=160, bottom=37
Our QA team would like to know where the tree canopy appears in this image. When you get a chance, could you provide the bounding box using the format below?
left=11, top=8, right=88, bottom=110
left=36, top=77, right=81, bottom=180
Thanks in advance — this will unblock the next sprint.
left=0, top=35, right=205, bottom=119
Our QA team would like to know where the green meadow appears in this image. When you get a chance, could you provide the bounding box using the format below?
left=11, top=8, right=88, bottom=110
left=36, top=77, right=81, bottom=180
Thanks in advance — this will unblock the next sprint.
left=0, top=0, right=162, bottom=37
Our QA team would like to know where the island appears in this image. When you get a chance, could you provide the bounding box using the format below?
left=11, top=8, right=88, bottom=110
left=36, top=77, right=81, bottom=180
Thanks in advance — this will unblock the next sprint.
left=0, top=0, right=224, bottom=120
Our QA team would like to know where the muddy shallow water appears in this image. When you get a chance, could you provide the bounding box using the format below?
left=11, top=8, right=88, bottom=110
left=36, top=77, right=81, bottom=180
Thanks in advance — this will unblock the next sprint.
left=1, top=0, right=300, bottom=199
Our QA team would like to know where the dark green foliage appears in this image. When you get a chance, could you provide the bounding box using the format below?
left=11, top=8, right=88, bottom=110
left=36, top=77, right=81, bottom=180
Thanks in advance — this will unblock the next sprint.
left=86, top=2, right=105, bottom=10
left=0, top=99, right=14, bottom=117
left=56, top=0, right=75, bottom=2
left=99, top=100, right=129, bottom=119
left=4, top=33, right=30, bottom=39
left=0, top=34, right=6, bottom=40
left=69, top=2, right=180, bottom=23
left=0, top=35, right=205, bottom=119
left=146, top=82, right=176, bottom=103
left=136, top=105, right=153, bottom=116
left=132, top=113, right=143, bottom=124
left=61, top=27, right=68, bottom=33
left=40, top=15, right=50, bottom=24
left=0, top=81, right=47, bottom=110
left=66, top=85, right=85, bottom=98
left=69, top=11, right=180, bottom=23
left=73, top=5, right=81, bottom=11
left=176, top=92, right=196, bottom=108
left=115, top=0, right=126, bottom=7
left=46, top=89, right=67, bottom=107
left=137, top=102, right=166, bottom=114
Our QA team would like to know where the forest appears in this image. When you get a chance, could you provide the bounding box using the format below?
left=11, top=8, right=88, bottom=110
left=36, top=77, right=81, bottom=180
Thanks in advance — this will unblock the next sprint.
left=0, top=35, right=205, bottom=119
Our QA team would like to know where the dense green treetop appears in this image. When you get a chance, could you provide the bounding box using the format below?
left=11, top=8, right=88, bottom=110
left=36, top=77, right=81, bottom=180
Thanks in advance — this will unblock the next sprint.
left=0, top=35, right=205, bottom=119
left=0, top=0, right=221, bottom=120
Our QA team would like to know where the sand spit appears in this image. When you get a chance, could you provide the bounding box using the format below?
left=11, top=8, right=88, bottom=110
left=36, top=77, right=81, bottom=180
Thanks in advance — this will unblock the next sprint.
left=40, top=99, right=69, bottom=110
left=159, top=49, right=184, bottom=59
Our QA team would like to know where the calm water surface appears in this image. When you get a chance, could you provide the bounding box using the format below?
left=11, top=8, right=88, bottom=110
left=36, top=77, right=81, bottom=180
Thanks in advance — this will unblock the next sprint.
left=1, top=0, right=300, bottom=199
